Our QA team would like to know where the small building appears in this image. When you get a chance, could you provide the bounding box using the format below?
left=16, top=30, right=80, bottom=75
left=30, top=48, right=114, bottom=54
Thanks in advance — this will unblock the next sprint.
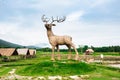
left=0, top=48, right=18, bottom=56
left=17, top=48, right=30, bottom=59
left=85, top=49, right=94, bottom=55
left=17, top=48, right=30, bottom=55
left=29, top=49, right=36, bottom=57
left=29, top=49, right=36, bottom=55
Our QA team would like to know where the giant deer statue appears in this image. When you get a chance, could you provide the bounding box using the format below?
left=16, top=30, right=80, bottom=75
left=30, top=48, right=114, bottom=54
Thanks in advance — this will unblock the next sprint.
left=41, top=15, right=79, bottom=60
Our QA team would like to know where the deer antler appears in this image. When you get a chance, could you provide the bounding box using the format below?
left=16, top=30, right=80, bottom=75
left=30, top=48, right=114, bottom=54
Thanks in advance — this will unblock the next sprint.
left=41, top=15, right=50, bottom=23
left=57, top=16, right=66, bottom=23
left=42, top=15, right=66, bottom=24
left=51, top=16, right=57, bottom=24
left=51, top=16, right=66, bottom=23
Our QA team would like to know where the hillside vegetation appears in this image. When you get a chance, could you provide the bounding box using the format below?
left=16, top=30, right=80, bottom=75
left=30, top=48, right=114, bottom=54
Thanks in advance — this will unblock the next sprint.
left=0, top=39, right=23, bottom=48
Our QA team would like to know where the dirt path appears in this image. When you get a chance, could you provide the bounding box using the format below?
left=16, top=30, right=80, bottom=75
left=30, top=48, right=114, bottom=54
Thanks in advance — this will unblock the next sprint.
left=108, top=64, right=120, bottom=68
left=0, top=69, right=90, bottom=80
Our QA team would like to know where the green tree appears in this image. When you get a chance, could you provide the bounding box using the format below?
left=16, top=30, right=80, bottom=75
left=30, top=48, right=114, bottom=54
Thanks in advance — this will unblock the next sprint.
left=83, top=45, right=88, bottom=52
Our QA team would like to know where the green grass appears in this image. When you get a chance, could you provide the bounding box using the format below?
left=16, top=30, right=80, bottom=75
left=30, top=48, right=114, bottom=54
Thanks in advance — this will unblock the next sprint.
left=0, top=67, right=12, bottom=76
left=0, top=51, right=120, bottom=80
left=16, top=61, right=96, bottom=76
left=89, top=65, right=120, bottom=80
left=93, top=52, right=120, bottom=56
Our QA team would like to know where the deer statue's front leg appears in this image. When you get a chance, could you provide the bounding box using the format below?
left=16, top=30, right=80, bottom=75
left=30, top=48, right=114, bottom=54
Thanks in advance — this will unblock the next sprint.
left=56, top=45, right=61, bottom=60
left=51, top=46, right=55, bottom=61
left=67, top=45, right=72, bottom=60
left=71, top=44, right=79, bottom=60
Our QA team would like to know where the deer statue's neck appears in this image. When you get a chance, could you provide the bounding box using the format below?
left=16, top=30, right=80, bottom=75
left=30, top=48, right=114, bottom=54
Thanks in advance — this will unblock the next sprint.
left=46, top=28, right=55, bottom=37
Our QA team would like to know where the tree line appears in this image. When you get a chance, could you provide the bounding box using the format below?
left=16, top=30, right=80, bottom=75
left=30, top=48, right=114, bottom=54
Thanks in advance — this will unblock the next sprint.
left=37, top=45, right=120, bottom=52
left=91, top=46, right=120, bottom=52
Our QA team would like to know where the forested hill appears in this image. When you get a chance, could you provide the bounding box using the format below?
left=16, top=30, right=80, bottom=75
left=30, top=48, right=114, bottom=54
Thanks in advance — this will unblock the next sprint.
left=0, top=39, right=23, bottom=48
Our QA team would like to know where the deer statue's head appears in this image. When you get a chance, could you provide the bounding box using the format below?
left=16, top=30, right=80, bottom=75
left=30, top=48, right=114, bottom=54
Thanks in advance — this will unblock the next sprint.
left=41, top=15, right=66, bottom=29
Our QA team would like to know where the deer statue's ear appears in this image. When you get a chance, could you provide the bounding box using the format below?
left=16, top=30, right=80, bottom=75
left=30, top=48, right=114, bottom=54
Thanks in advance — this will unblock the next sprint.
left=52, top=24, right=56, bottom=26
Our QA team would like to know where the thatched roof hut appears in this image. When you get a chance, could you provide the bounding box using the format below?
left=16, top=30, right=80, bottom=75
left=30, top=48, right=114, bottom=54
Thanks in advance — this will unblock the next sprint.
left=17, top=48, right=30, bottom=56
left=0, top=48, right=18, bottom=56
left=85, top=49, right=94, bottom=55
left=29, top=49, right=36, bottom=56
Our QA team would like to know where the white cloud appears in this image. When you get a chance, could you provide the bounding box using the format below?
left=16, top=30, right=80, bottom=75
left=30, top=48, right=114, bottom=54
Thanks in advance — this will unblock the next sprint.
left=67, top=11, right=85, bottom=21
left=91, top=0, right=110, bottom=7
left=0, top=20, right=48, bottom=46
left=0, top=22, right=19, bottom=34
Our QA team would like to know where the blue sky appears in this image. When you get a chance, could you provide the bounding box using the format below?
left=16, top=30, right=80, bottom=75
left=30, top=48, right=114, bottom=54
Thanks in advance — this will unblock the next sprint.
left=0, top=0, right=120, bottom=47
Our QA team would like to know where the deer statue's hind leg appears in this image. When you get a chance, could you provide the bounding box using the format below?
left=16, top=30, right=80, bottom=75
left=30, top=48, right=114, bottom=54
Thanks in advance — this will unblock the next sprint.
left=71, top=43, right=79, bottom=60
left=51, top=46, right=55, bottom=61
left=67, top=45, right=72, bottom=60
left=56, top=45, right=61, bottom=60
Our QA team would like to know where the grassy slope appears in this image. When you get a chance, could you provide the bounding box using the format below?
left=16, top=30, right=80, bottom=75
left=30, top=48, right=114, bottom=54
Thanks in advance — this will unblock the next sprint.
left=16, top=61, right=96, bottom=76
left=0, top=51, right=120, bottom=80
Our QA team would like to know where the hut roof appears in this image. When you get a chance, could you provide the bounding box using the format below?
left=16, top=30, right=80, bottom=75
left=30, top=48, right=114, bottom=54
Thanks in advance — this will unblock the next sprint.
left=0, top=48, right=18, bottom=56
left=86, top=49, right=94, bottom=53
left=29, top=49, right=36, bottom=55
left=85, top=49, right=94, bottom=55
left=17, top=48, right=30, bottom=55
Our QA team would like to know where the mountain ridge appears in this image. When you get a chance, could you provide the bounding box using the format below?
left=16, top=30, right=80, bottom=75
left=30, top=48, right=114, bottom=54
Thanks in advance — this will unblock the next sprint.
left=0, top=39, right=23, bottom=48
left=0, top=39, right=49, bottom=48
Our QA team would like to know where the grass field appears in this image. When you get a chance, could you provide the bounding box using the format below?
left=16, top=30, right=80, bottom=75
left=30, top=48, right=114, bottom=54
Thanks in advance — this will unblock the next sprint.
left=0, top=51, right=120, bottom=80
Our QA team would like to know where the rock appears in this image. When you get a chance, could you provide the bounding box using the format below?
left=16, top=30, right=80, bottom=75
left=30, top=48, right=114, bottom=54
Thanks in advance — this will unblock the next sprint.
left=69, top=75, right=81, bottom=80
left=80, top=75, right=90, bottom=79
left=62, top=77, right=69, bottom=80
left=37, top=76, right=46, bottom=80
left=48, top=76, right=62, bottom=80
left=8, top=69, right=16, bottom=75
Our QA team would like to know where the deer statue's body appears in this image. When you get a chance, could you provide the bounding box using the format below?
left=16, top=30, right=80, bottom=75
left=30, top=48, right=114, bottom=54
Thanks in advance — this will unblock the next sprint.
left=42, top=15, right=79, bottom=60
